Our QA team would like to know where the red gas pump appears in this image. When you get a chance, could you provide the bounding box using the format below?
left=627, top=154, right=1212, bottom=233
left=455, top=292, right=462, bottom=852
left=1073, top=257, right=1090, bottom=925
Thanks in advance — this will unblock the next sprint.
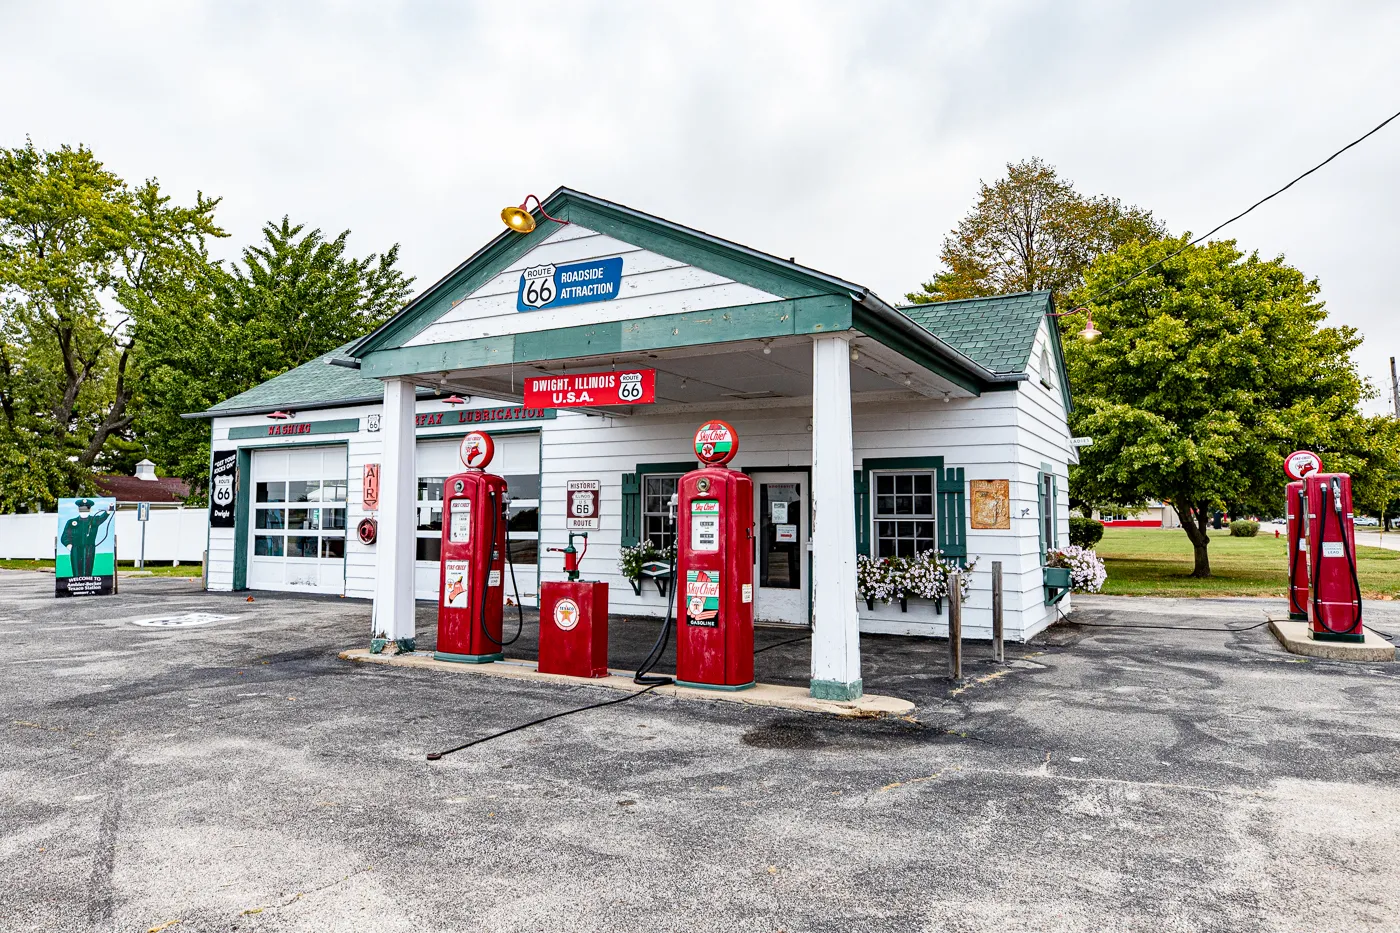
left=1301, top=470, right=1365, bottom=643
left=1284, top=450, right=1323, bottom=622
left=435, top=431, right=510, bottom=663
left=674, top=421, right=756, bottom=690
left=1286, top=480, right=1308, bottom=620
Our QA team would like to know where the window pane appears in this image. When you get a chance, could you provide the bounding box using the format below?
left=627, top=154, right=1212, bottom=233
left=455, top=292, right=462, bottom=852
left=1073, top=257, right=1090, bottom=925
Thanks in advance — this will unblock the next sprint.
left=896, top=495, right=913, bottom=515
left=322, top=479, right=347, bottom=503
left=288, top=508, right=318, bottom=530
left=254, top=535, right=283, bottom=557
left=914, top=474, right=932, bottom=495
left=507, top=506, right=538, bottom=532
left=503, top=474, right=540, bottom=500
left=255, top=509, right=285, bottom=530
left=321, top=537, right=345, bottom=559
left=287, top=536, right=319, bottom=558
left=897, top=538, right=915, bottom=557
left=417, top=505, right=443, bottom=532
left=418, top=477, right=444, bottom=502
left=915, top=521, right=934, bottom=539
left=915, top=495, right=933, bottom=515
left=256, top=482, right=286, bottom=503
left=877, top=521, right=895, bottom=538
left=288, top=480, right=318, bottom=503
left=896, top=475, right=912, bottom=494
left=322, top=508, right=346, bottom=531
left=877, top=539, right=895, bottom=558
left=507, top=539, right=538, bottom=564
left=876, top=495, right=895, bottom=515
left=416, top=537, right=442, bottom=561
left=876, top=475, right=893, bottom=495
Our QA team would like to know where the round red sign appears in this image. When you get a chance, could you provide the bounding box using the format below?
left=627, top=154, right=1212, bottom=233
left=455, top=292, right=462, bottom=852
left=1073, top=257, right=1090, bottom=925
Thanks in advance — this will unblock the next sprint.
left=1284, top=449, right=1322, bottom=481
left=460, top=431, right=495, bottom=470
left=694, top=420, right=738, bottom=466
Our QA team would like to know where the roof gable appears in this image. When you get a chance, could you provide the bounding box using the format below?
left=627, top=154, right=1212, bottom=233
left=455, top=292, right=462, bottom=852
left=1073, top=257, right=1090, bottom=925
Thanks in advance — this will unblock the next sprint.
left=897, top=291, right=1053, bottom=375
left=351, top=187, right=865, bottom=358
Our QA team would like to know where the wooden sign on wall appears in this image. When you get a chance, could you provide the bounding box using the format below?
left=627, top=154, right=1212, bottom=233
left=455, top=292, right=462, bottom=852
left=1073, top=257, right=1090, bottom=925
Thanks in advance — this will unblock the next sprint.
left=970, top=479, right=1011, bottom=530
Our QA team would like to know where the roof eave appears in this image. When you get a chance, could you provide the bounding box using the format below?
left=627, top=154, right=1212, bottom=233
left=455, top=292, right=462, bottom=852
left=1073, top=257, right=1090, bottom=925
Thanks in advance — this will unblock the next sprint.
left=853, top=290, right=1022, bottom=385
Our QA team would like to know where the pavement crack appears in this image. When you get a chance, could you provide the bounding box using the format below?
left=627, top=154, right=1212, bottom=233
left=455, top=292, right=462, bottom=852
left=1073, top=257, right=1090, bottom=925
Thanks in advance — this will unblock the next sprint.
left=239, top=866, right=373, bottom=917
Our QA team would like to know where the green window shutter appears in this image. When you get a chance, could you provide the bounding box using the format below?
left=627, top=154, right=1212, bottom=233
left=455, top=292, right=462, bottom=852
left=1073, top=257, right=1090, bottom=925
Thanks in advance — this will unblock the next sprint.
left=1051, top=474, right=1060, bottom=548
left=1036, top=471, right=1046, bottom=564
left=621, top=472, right=640, bottom=548
left=854, top=470, right=869, bottom=557
left=937, top=466, right=967, bottom=564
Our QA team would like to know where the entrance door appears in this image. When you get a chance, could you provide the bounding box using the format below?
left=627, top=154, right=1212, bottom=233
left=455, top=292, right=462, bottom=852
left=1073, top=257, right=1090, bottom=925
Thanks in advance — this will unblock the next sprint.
left=751, top=472, right=809, bottom=626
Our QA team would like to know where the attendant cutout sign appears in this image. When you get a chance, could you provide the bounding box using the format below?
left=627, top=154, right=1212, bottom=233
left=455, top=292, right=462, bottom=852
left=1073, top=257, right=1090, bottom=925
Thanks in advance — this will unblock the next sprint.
left=56, top=497, right=117, bottom=597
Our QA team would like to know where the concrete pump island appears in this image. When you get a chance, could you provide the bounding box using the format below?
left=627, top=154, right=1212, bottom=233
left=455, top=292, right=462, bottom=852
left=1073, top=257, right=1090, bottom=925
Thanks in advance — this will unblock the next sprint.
left=187, top=188, right=1085, bottom=707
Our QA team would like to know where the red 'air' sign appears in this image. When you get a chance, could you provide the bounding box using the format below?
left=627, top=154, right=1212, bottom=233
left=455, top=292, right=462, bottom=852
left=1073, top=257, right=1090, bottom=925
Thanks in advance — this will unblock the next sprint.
left=524, top=369, right=656, bottom=408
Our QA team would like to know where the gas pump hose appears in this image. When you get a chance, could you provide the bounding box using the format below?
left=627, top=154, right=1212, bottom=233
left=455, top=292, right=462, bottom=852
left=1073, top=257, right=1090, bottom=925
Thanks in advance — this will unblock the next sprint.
left=1311, top=482, right=1365, bottom=635
left=633, top=554, right=677, bottom=686
left=478, top=490, right=524, bottom=649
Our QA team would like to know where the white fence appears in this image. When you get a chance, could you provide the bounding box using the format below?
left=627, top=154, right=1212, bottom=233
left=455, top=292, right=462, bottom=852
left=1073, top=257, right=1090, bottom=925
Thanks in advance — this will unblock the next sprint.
left=0, top=507, right=209, bottom=563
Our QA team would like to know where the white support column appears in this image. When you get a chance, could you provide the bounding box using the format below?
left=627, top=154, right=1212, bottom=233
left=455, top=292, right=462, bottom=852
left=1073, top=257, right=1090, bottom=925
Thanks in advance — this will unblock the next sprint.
left=372, top=378, right=417, bottom=651
left=809, top=334, right=862, bottom=700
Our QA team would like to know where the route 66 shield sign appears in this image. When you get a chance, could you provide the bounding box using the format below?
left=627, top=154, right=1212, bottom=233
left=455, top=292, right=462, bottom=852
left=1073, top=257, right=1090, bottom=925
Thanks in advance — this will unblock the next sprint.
left=519, top=264, right=557, bottom=309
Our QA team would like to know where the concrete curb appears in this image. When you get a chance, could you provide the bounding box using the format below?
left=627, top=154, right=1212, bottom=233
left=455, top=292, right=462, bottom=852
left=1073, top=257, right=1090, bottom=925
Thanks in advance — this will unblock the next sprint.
left=1267, top=615, right=1395, bottom=662
left=338, top=648, right=917, bottom=718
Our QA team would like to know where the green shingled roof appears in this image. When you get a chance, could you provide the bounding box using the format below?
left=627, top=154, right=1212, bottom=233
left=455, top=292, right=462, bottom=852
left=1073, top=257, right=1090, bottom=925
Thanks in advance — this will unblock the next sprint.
left=191, top=343, right=390, bottom=418
left=897, top=291, right=1052, bottom=375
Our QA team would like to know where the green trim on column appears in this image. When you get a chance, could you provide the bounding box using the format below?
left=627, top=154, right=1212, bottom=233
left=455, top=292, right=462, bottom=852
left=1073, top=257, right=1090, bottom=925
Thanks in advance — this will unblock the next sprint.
left=359, top=295, right=853, bottom=379
left=232, top=448, right=252, bottom=590
left=810, top=678, right=863, bottom=701
left=370, top=637, right=418, bottom=654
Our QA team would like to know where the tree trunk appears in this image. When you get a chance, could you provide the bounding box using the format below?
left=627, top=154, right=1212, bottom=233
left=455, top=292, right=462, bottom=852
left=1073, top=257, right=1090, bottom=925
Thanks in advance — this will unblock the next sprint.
left=1174, top=501, right=1212, bottom=578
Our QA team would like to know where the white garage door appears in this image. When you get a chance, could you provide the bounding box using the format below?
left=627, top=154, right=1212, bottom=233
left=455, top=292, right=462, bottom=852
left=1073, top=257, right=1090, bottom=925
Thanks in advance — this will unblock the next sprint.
left=413, top=432, right=540, bottom=606
left=248, top=447, right=348, bottom=595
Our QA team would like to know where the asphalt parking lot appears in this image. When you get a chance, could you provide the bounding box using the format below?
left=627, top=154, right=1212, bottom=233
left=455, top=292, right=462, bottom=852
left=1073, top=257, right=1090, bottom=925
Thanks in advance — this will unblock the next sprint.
left=3, top=570, right=1399, bottom=933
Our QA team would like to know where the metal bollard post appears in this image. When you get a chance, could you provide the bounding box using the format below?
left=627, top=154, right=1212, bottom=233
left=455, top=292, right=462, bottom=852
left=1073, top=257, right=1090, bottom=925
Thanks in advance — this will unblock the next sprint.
left=992, top=561, right=1004, bottom=663
left=948, top=571, right=962, bottom=680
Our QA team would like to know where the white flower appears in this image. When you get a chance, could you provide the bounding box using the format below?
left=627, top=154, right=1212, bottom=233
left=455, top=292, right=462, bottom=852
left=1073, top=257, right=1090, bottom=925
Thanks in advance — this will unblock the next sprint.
left=1046, top=545, right=1107, bottom=593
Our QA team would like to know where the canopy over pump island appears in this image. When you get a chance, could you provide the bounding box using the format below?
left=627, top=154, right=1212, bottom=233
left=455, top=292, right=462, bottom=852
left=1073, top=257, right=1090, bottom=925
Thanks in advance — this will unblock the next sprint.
left=188, top=188, right=1076, bottom=700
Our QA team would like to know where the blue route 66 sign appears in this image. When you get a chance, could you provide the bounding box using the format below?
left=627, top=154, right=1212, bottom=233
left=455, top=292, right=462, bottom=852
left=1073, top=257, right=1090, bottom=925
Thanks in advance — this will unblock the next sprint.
left=517, top=257, right=624, bottom=311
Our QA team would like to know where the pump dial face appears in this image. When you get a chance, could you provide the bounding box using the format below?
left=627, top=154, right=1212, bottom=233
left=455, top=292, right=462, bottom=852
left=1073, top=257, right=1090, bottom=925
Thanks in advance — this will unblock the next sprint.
left=694, top=420, right=738, bottom=465
left=1284, top=450, right=1322, bottom=481
left=460, top=431, right=495, bottom=470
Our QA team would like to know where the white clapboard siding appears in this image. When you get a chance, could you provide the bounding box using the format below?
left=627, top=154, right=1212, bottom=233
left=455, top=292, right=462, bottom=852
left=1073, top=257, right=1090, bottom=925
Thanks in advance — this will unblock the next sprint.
left=405, top=225, right=783, bottom=346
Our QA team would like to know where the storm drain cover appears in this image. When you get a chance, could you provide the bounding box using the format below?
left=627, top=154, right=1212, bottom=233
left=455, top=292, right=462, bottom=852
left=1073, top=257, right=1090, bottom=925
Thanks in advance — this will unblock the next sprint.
left=131, top=613, right=235, bottom=628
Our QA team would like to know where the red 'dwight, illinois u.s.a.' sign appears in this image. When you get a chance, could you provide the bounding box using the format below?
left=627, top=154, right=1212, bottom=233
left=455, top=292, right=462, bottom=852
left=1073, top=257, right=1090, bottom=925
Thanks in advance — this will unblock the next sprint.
left=523, top=369, right=656, bottom=408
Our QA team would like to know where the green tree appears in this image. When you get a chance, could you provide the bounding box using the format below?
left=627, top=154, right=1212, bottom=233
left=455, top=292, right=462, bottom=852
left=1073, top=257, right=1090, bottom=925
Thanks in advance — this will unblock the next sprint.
left=1066, top=235, right=1375, bottom=577
left=0, top=140, right=222, bottom=510
left=907, top=157, right=1165, bottom=305
left=134, top=217, right=414, bottom=495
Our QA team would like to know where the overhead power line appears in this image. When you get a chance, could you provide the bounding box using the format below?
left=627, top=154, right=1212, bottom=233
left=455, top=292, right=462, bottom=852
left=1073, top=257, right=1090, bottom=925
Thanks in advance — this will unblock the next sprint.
left=1087, top=107, right=1400, bottom=305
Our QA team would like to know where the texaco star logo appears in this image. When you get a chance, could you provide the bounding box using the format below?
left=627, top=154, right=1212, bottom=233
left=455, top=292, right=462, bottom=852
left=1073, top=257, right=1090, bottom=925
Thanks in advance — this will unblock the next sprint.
left=553, top=598, right=580, bottom=631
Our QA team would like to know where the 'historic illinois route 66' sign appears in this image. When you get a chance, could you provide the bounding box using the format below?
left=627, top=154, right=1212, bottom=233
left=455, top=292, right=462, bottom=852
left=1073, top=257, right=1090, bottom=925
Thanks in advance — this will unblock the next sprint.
left=566, top=479, right=601, bottom=531
left=517, top=257, right=624, bottom=311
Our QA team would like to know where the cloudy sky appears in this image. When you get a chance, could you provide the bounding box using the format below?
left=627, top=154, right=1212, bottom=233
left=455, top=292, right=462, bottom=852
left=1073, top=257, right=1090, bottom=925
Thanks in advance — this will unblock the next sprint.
left=4, top=1, right=1397, bottom=413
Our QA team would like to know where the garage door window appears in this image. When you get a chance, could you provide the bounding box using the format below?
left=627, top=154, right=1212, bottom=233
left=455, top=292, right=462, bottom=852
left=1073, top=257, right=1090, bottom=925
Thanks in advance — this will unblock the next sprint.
left=254, top=479, right=346, bottom=560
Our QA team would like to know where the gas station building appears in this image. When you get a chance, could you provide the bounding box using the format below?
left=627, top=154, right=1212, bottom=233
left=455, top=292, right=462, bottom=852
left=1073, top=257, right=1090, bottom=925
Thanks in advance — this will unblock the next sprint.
left=192, top=188, right=1075, bottom=700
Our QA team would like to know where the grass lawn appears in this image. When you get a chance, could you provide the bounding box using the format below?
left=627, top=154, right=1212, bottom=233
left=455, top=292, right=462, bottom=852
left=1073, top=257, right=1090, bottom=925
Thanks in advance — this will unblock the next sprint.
left=1097, top=527, right=1400, bottom=599
left=0, top=559, right=202, bottom=578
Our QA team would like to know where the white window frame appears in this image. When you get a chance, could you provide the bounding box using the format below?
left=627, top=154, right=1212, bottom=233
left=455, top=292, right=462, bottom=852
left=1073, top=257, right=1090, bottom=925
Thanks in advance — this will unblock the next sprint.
left=870, top=470, right=938, bottom=559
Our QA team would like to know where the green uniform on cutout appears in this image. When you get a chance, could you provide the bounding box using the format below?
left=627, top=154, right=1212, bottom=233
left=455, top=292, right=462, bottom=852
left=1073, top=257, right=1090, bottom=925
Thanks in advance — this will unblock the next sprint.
left=61, top=499, right=113, bottom=577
